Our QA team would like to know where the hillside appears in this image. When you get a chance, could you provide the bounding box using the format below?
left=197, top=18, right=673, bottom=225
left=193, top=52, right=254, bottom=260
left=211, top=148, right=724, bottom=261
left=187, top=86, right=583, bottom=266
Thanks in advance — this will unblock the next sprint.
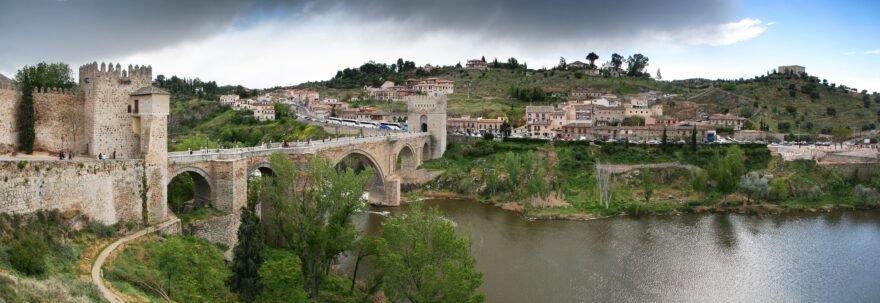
left=303, top=63, right=878, bottom=133
left=669, top=73, right=880, bottom=135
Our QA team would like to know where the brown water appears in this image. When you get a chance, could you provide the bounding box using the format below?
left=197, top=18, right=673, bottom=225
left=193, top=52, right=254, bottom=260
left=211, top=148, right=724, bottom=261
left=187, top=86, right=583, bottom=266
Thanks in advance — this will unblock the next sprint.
left=355, top=199, right=880, bottom=303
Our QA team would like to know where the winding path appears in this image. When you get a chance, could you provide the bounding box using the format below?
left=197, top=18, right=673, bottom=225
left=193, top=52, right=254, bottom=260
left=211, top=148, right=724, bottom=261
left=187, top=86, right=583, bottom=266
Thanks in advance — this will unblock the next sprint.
left=598, top=162, right=700, bottom=174
left=91, top=218, right=180, bottom=303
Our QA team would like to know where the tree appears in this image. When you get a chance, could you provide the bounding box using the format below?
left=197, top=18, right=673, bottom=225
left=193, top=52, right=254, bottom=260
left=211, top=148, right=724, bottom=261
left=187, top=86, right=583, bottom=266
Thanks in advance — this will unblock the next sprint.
left=691, top=126, right=698, bottom=152
left=831, top=126, right=851, bottom=148
left=499, top=121, right=512, bottom=137
left=640, top=169, right=654, bottom=204
left=228, top=177, right=266, bottom=302
left=375, top=206, right=484, bottom=303
left=656, top=68, right=662, bottom=80
left=481, top=56, right=486, bottom=63
left=661, top=126, right=668, bottom=147
left=625, top=53, right=650, bottom=77
left=15, top=62, right=75, bottom=89
left=261, top=153, right=371, bottom=299
left=586, top=52, right=599, bottom=69
left=610, top=53, right=624, bottom=70
left=558, top=57, right=567, bottom=70
left=595, top=159, right=615, bottom=209
left=16, top=72, right=35, bottom=153
left=708, top=146, right=745, bottom=197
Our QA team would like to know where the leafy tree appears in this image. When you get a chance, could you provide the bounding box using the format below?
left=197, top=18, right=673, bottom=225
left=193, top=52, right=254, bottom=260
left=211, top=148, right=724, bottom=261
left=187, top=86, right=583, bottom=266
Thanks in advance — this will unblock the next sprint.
left=769, top=178, right=789, bottom=201
left=708, top=146, right=745, bottom=197
left=558, top=57, right=567, bottom=70
left=661, top=127, right=668, bottom=147
left=15, top=62, right=75, bottom=89
left=656, top=68, right=662, bottom=80
left=586, top=52, right=599, bottom=69
left=499, top=121, right=512, bottom=137
left=15, top=72, right=35, bottom=153
left=826, top=107, right=837, bottom=116
left=640, top=169, right=654, bottom=204
left=690, top=126, right=698, bottom=152
left=625, top=53, right=650, bottom=77
left=610, top=53, right=624, bottom=70
left=8, top=230, right=48, bottom=275
left=260, top=153, right=370, bottom=299
left=482, top=132, right=495, bottom=141
left=228, top=177, right=266, bottom=303
left=831, top=126, right=852, bottom=147
left=375, top=206, right=484, bottom=303
left=151, top=237, right=235, bottom=302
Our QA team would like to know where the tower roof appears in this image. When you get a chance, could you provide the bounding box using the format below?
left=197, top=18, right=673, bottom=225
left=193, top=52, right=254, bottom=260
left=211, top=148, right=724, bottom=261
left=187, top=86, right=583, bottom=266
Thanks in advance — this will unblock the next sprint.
left=130, top=86, right=170, bottom=96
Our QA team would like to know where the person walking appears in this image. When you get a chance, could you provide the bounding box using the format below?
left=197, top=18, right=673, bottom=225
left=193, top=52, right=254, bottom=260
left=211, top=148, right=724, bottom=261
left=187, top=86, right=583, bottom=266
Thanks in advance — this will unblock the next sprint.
left=112, top=150, right=116, bottom=159
left=68, top=151, right=73, bottom=160
left=59, top=151, right=65, bottom=160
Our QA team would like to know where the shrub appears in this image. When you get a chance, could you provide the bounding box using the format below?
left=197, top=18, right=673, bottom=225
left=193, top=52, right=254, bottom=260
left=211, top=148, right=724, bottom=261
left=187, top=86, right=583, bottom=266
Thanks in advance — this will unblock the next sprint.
left=854, top=184, right=879, bottom=205
left=84, top=222, right=117, bottom=239
left=769, top=178, right=790, bottom=201
left=9, top=231, right=49, bottom=275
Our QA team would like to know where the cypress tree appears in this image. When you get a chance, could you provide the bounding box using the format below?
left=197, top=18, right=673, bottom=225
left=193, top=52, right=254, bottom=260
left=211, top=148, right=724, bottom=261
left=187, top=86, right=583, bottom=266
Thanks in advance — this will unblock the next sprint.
left=661, top=126, right=668, bottom=147
left=228, top=205, right=265, bottom=302
left=690, top=126, right=698, bottom=153
left=17, top=73, right=35, bottom=154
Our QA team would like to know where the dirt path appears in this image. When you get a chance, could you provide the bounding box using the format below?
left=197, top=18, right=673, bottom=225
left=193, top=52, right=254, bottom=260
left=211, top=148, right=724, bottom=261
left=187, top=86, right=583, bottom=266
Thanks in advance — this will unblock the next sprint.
left=91, top=219, right=180, bottom=303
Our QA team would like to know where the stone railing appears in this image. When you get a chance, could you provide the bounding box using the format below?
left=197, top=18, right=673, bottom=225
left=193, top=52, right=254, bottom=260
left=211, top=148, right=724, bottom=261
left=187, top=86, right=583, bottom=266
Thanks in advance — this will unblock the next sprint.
left=168, top=132, right=429, bottom=163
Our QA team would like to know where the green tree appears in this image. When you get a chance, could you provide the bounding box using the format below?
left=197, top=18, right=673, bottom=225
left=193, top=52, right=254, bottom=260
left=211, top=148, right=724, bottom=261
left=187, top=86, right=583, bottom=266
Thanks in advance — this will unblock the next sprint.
left=15, top=73, right=35, bottom=153
left=661, top=127, right=668, bottom=147
left=15, top=62, right=75, bottom=89
left=155, top=237, right=235, bottom=302
left=586, top=52, right=599, bottom=69
left=708, top=146, right=745, bottom=197
left=375, top=206, right=484, bottom=303
left=831, top=126, right=852, bottom=148
left=228, top=177, right=266, bottom=303
left=690, top=126, right=698, bottom=152
left=610, top=53, right=624, bottom=70
left=625, top=53, right=650, bottom=77
left=261, top=153, right=370, bottom=299
left=640, top=169, right=654, bottom=204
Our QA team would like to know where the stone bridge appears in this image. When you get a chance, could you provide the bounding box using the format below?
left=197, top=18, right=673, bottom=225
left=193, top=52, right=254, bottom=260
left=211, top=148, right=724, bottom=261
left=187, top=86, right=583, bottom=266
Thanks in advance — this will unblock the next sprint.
left=166, top=132, right=434, bottom=215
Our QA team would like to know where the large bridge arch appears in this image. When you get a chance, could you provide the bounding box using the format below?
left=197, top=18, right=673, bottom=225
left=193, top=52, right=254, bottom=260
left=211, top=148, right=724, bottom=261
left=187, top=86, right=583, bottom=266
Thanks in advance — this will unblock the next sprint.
left=249, top=162, right=276, bottom=177
left=168, top=166, right=216, bottom=213
left=333, top=149, right=389, bottom=205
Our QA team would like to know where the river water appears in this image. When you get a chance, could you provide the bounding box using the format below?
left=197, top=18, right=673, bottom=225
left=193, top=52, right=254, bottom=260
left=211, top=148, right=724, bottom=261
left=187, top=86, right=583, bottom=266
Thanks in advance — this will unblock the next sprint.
left=356, top=199, right=880, bottom=303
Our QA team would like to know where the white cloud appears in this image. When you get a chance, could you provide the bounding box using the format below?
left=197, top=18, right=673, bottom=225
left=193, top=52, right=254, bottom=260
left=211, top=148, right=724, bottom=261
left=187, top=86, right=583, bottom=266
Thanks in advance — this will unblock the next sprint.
left=865, top=49, right=880, bottom=55
left=650, top=18, right=769, bottom=46
left=845, top=51, right=858, bottom=55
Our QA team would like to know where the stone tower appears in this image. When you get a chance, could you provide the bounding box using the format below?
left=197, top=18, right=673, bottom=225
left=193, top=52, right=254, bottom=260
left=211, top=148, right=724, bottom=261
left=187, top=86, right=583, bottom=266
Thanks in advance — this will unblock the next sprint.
left=130, top=86, right=170, bottom=223
left=405, top=95, right=447, bottom=159
left=78, top=62, right=153, bottom=158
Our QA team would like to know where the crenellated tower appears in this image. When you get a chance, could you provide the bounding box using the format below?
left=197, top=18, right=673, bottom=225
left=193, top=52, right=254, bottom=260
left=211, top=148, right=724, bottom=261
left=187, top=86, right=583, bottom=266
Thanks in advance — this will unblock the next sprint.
left=78, top=62, right=153, bottom=158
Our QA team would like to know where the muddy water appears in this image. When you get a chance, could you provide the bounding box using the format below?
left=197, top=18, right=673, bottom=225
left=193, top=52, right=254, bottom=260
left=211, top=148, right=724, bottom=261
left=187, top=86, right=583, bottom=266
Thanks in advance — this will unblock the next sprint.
left=354, top=199, right=880, bottom=303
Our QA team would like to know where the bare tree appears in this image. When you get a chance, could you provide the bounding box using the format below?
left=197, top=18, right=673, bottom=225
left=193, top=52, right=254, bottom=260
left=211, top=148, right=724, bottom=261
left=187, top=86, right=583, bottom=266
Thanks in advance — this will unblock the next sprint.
left=595, top=159, right=615, bottom=209
left=62, top=106, right=85, bottom=156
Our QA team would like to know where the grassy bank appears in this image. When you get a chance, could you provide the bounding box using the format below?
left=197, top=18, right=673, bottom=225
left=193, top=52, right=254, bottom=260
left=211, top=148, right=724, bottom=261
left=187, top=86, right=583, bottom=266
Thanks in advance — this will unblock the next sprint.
left=0, top=210, right=132, bottom=302
left=418, top=139, right=879, bottom=220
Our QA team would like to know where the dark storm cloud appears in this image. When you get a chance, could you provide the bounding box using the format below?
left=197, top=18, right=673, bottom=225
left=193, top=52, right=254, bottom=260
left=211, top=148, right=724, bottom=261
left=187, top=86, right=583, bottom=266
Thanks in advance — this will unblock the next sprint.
left=0, top=0, right=256, bottom=72
left=0, top=0, right=735, bottom=72
left=302, top=0, right=737, bottom=44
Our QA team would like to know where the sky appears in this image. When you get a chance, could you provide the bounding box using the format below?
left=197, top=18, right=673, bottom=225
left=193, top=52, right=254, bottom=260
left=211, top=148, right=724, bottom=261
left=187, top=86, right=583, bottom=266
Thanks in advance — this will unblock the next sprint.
left=0, top=0, right=878, bottom=92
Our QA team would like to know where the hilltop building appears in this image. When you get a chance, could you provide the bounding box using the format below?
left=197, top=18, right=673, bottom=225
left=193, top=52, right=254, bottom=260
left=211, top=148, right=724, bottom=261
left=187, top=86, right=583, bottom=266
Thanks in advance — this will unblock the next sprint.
left=465, top=59, right=488, bottom=70
left=777, top=65, right=805, bottom=75
left=447, top=116, right=506, bottom=134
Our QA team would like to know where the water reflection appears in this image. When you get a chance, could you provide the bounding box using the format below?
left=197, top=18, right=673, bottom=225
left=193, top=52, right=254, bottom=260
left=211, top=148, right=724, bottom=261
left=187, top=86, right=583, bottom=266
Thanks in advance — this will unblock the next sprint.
left=351, top=199, right=880, bottom=303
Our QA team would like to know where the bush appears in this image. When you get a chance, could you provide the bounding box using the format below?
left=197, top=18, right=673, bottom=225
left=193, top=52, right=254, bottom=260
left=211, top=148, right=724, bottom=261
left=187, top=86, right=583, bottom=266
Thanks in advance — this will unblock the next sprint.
left=854, top=184, right=879, bottom=205
left=84, top=222, right=117, bottom=239
left=9, top=231, right=49, bottom=275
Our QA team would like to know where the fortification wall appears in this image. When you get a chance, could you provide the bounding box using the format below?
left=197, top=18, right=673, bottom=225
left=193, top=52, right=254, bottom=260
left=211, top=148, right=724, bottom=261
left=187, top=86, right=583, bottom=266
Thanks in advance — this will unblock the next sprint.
left=0, top=160, right=146, bottom=224
left=0, top=84, right=19, bottom=154
left=187, top=212, right=240, bottom=249
left=33, top=88, right=85, bottom=154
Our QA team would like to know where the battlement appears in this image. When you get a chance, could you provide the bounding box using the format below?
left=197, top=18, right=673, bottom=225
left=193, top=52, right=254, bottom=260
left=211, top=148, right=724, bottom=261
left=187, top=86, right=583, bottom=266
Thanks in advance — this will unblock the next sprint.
left=405, top=95, right=447, bottom=114
left=32, top=86, right=76, bottom=95
left=0, top=83, right=17, bottom=92
left=78, top=61, right=152, bottom=85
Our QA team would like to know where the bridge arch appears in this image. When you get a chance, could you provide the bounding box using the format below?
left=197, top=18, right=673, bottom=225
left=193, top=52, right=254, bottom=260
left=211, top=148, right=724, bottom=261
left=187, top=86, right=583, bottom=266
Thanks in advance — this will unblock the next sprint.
left=168, top=166, right=215, bottom=213
left=249, top=162, right=276, bottom=177
left=396, top=144, right=417, bottom=174
left=422, top=141, right=431, bottom=161
left=334, top=150, right=388, bottom=205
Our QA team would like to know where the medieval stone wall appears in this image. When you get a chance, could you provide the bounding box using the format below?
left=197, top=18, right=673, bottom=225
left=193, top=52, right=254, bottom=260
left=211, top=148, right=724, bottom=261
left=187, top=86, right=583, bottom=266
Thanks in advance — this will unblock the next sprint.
left=0, top=160, right=146, bottom=224
left=187, top=212, right=240, bottom=249
left=0, top=85, right=19, bottom=154
left=33, top=88, right=85, bottom=154
left=0, top=85, right=87, bottom=155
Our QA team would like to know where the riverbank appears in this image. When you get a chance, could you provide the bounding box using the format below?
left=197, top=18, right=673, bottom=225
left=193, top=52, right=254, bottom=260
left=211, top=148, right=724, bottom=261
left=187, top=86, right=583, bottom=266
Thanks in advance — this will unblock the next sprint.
left=409, top=190, right=880, bottom=221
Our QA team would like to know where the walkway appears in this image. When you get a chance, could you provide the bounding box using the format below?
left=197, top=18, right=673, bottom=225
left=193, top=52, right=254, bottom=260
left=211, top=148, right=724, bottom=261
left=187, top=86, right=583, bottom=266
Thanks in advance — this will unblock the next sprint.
left=168, top=132, right=429, bottom=162
left=91, top=218, right=180, bottom=303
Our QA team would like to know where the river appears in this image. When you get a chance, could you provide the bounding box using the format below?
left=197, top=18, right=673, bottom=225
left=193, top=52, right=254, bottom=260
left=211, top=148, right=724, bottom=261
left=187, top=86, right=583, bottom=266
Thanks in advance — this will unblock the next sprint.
left=356, top=198, right=880, bottom=303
